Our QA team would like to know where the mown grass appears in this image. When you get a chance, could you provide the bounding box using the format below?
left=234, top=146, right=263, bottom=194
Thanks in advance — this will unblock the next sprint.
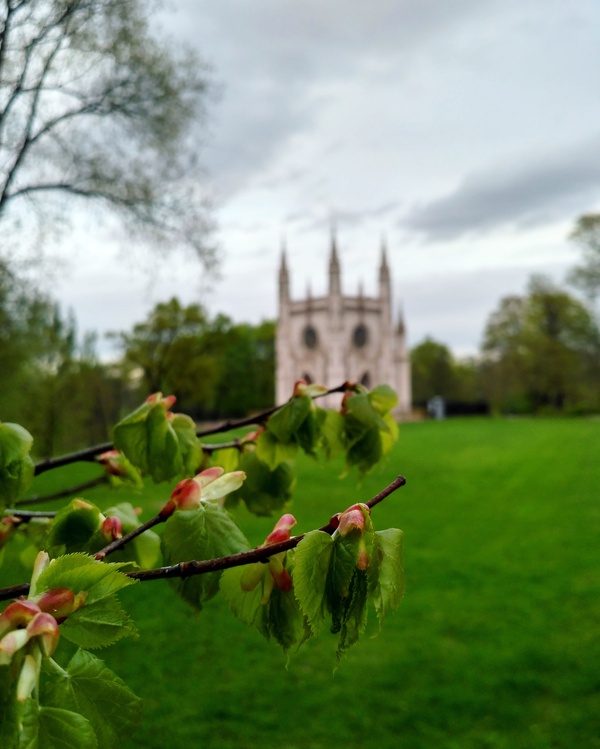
left=25, top=418, right=600, bottom=748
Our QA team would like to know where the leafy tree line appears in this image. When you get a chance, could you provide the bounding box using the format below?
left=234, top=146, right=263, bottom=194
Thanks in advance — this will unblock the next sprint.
left=0, top=272, right=276, bottom=456
left=412, top=269, right=600, bottom=416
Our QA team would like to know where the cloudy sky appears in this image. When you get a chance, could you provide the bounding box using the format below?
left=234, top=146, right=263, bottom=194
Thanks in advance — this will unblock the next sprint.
left=51, top=0, right=600, bottom=356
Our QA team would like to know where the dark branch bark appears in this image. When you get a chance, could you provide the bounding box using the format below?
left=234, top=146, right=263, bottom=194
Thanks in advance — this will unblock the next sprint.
left=0, top=475, right=406, bottom=601
left=15, top=476, right=108, bottom=506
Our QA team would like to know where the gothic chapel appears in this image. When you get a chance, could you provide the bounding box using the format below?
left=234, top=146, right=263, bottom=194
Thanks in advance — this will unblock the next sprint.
left=276, top=236, right=412, bottom=416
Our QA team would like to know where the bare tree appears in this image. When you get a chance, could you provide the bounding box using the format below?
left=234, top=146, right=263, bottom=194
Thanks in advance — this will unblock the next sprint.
left=0, top=0, right=215, bottom=264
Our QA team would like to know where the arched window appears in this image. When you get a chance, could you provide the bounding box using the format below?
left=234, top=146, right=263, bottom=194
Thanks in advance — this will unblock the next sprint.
left=302, top=372, right=313, bottom=384
left=353, top=324, right=369, bottom=348
left=360, top=371, right=371, bottom=389
left=303, top=325, right=318, bottom=349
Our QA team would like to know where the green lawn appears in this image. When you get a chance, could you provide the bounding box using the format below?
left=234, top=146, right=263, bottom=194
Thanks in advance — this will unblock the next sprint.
left=26, top=418, right=600, bottom=748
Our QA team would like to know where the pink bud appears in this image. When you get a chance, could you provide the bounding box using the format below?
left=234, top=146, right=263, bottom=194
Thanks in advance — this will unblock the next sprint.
left=96, top=450, right=127, bottom=477
left=0, top=628, right=32, bottom=664
left=0, top=599, right=42, bottom=637
left=101, top=516, right=123, bottom=541
left=170, top=478, right=202, bottom=510
left=194, top=466, right=224, bottom=488
left=293, top=379, right=309, bottom=396
left=29, top=551, right=50, bottom=598
left=35, top=587, right=87, bottom=623
left=268, top=554, right=293, bottom=592
left=264, top=514, right=297, bottom=546
left=337, top=503, right=370, bottom=537
left=27, top=612, right=60, bottom=657
left=146, top=392, right=176, bottom=410
left=0, top=516, right=18, bottom=547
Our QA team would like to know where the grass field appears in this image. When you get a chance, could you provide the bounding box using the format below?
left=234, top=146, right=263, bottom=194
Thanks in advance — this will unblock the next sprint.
left=25, top=418, right=600, bottom=748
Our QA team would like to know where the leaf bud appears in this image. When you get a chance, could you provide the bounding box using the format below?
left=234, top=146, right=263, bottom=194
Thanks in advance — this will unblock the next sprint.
left=0, top=628, right=32, bottom=665
left=101, top=515, right=123, bottom=541
left=337, top=503, right=370, bottom=537
left=16, top=651, right=41, bottom=702
left=35, top=587, right=87, bottom=623
left=264, top=514, right=297, bottom=546
left=27, top=612, right=60, bottom=657
left=0, top=599, right=42, bottom=637
left=170, top=477, right=202, bottom=510
left=29, top=551, right=50, bottom=597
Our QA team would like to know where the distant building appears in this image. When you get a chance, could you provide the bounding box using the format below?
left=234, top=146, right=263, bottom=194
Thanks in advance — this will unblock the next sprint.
left=276, top=235, right=411, bottom=416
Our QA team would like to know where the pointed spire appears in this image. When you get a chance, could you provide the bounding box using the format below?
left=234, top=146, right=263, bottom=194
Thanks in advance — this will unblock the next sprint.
left=396, top=304, right=406, bottom=336
left=329, top=228, right=341, bottom=295
left=379, top=236, right=391, bottom=298
left=279, top=238, right=289, bottom=303
left=379, top=236, right=390, bottom=281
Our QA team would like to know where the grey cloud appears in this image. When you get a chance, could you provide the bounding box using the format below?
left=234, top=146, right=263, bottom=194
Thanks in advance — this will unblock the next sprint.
left=161, top=0, right=503, bottom=197
left=403, top=136, right=600, bottom=240
left=398, top=261, right=571, bottom=354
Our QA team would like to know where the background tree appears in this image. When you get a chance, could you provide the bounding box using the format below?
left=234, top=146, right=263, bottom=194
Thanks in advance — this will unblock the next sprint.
left=115, top=299, right=276, bottom=419
left=0, top=0, right=214, bottom=262
left=481, top=275, right=600, bottom=413
left=410, top=337, right=458, bottom=404
left=568, top=213, right=600, bottom=305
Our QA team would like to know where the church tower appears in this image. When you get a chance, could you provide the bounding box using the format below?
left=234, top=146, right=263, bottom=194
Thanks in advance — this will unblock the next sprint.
left=275, top=237, right=412, bottom=416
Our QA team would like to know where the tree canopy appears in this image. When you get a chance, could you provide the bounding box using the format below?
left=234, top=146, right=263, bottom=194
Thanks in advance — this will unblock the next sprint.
left=481, top=275, right=600, bottom=412
left=568, top=213, right=600, bottom=305
left=0, top=0, right=214, bottom=262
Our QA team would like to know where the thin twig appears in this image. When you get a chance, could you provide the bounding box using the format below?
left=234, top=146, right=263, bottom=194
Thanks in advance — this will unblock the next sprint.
left=15, top=476, right=109, bottom=506
left=196, top=384, right=346, bottom=438
left=128, top=474, right=406, bottom=582
left=0, top=475, right=406, bottom=602
left=4, top=510, right=57, bottom=520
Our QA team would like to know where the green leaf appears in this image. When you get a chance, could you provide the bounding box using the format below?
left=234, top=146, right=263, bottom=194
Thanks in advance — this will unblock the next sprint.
left=368, top=384, right=398, bottom=414
left=0, top=422, right=34, bottom=510
left=0, top=664, right=19, bottom=749
left=113, top=401, right=182, bottom=483
left=318, top=409, right=345, bottom=459
left=369, top=529, right=405, bottom=627
left=333, top=568, right=369, bottom=661
left=267, top=395, right=312, bottom=442
left=345, top=426, right=383, bottom=474
left=293, top=531, right=334, bottom=634
left=61, top=596, right=137, bottom=649
left=161, top=503, right=249, bottom=609
left=47, top=500, right=102, bottom=556
left=210, top=448, right=239, bottom=473
left=40, top=651, right=141, bottom=749
left=171, top=413, right=202, bottom=476
left=227, top=452, right=294, bottom=516
left=35, top=554, right=136, bottom=605
left=295, top=408, right=322, bottom=457
left=34, top=555, right=137, bottom=649
left=220, top=559, right=309, bottom=653
left=19, top=703, right=97, bottom=749
left=255, top=430, right=297, bottom=470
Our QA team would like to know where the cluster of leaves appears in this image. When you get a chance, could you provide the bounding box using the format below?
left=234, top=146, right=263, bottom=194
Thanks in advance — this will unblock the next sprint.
left=0, top=380, right=404, bottom=748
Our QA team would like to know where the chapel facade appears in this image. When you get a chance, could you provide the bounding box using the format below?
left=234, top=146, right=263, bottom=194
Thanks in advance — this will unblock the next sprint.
left=276, top=236, right=412, bottom=416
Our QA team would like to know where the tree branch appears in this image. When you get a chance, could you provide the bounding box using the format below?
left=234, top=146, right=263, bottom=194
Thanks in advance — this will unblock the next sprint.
left=196, top=384, right=347, bottom=438
left=33, top=383, right=349, bottom=475
left=15, top=476, right=108, bottom=506
left=0, top=475, right=406, bottom=601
